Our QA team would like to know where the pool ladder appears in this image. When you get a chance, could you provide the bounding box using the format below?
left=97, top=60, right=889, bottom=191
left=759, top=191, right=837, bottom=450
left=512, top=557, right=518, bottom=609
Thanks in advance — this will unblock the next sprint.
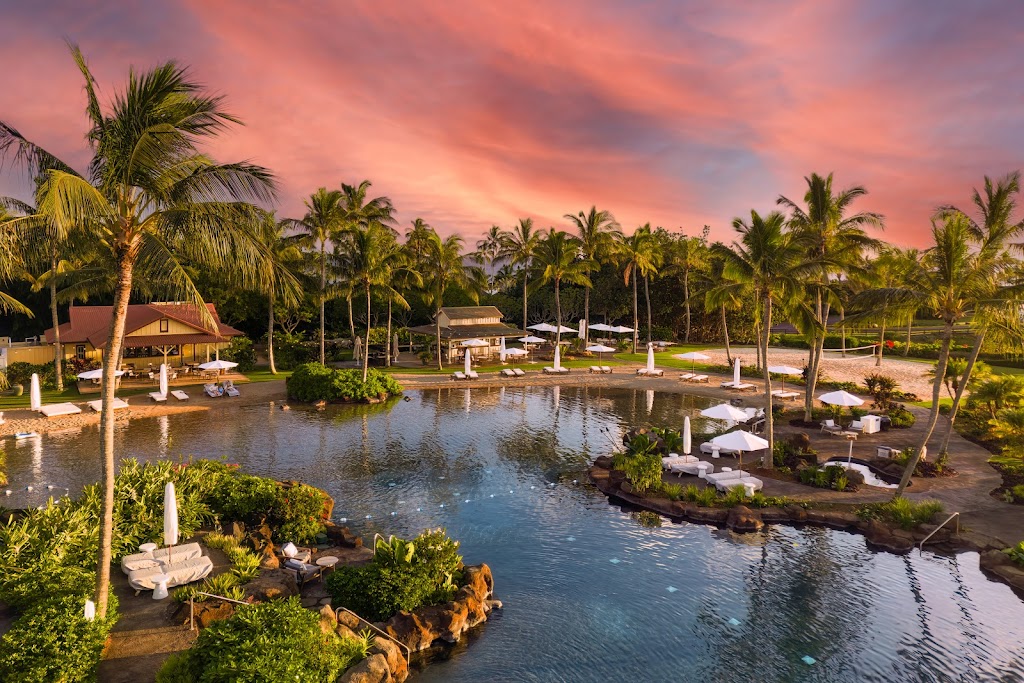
left=918, top=512, right=959, bottom=552
left=335, top=605, right=411, bottom=667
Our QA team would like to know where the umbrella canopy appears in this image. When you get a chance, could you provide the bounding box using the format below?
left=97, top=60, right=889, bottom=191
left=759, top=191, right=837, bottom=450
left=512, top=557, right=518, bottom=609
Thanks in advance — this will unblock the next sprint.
left=519, top=335, right=546, bottom=344
left=527, top=323, right=558, bottom=332
left=164, top=481, right=179, bottom=547
left=608, top=325, right=634, bottom=333
left=76, top=368, right=126, bottom=380
left=30, top=373, right=41, bottom=412
left=586, top=344, right=616, bottom=353
left=553, top=345, right=562, bottom=371
left=198, top=360, right=239, bottom=371
left=733, top=357, right=741, bottom=385
left=159, top=364, right=168, bottom=397
left=674, top=351, right=711, bottom=373
left=464, top=349, right=472, bottom=374
left=819, top=390, right=864, bottom=407
left=588, top=323, right=612, bottom=332
left=504, top=347, right=528, bottom=357
left=768, top=365, right=803, bottom=376
left=701, top=402, right=750, bottom=422
left=461, top=338, right=488, bottom=347
left=646, top=343, right=656, bottom=373
left=683, top=416, right=692, bottom=455
left=499, top=337, right=507, bottom=362
left=711, top=430, right=769, bottom=452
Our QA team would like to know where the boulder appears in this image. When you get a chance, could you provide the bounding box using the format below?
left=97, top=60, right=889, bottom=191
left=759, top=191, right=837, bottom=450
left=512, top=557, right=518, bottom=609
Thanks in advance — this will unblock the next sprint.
left=384, top=610, right=437, bottom=652
left=758, top=507, right=790, bottom=524
left=593, top=455, right=613, bottom=470
left=243, top=568, right=299, bottom=602
left=220, top=520, right=245, bottom=539
left=784, top=504, right=808, bottom=523
left=620, top=481, right=635, bottom=495
left=726, top=505, right=764, bottom=533
left=191, top=600, right=235, bottom=629
left=590, top=468, right=610, bottom=482
left=337, top=609, right=364, bottom=631
left=248, top=524, right=273, bottom=552
left=326, top=523, right=363, bottom=548
left=608, top=469, right=627, bottom=488
left=862, top=520, right=914, bottom=554
left=258, top=546, right=279, bottom=570
left=338, top=653, right=392, bottom=683
left=688, top=507, right=729, bottom=524
left=462, top=564, right=494, bottom=599
left=319, top=603, right=338, bottom=634
left=371, top=636, right=409, bottom=682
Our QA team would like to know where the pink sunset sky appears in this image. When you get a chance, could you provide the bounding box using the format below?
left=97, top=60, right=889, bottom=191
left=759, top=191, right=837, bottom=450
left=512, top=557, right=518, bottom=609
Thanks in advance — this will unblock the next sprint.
left=1, top=1, right=1022, bottom=247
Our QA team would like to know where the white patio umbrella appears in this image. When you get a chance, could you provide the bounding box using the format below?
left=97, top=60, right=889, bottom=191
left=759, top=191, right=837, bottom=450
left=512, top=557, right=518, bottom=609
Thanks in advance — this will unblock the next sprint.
left=768, top=365, right=803, bottom=391
left=30, top=373, right=41, bottom=412
left=701, top=402, right=749, bottom=422
left=464, top=349, right=472, bottom=375
left=461, top=338, right=488, bottom=347
left=589, top=323, right=612, bottom=332
left=586, top=344, right=615, bottom=361
left=76, top=368, right=126, bottom=380
left=553, top=345, right=562, bottom=371
left=608, top=325, right=634, bottom=334
left=733, top=357, right=741, bottom=385
left=710, top=429, right=770, bottom=469
left=499, top=337, right=507, bottom=362
left=527, top=323, right=557, bottom=333
left=519, top=335, right=546, bottom=344
left=198, top=359, right=239, bottom=371
left=682, top=415, right=692, bottom=455
left=164, top=481, right=179, bottom=562
left=504, top=347, right=528, bottom=358
left=646, top=343, right=656, bottom=374
left=818, top=390, right=864, bottom=407
left=674, top=351, right=710, bottom=374
left=159, top=363, right=169, bottom=398
left=578, top=319, right=586, bottom=339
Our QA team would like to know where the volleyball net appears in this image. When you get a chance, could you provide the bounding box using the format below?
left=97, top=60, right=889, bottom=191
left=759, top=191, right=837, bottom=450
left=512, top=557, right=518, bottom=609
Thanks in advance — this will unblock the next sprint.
left=820, top=344, right=878, bottom=360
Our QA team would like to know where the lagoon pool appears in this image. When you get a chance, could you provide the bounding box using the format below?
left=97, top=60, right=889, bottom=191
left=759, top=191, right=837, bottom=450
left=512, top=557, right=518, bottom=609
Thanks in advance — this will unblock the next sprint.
left=5, top=385, right=1024, bottom=682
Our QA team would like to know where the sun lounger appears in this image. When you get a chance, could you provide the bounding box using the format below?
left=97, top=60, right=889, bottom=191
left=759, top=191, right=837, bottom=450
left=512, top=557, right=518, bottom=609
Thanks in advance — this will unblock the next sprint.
left=647, top=369, right=664, bottom=377
left=543, top=367, right=557, bottom=374
left=699, top=442, right=739, bottom=456
left=149, top=392, right=167, bottom=402
left=451, top=372, right=467, bottom=381
left=820, top=419, right=841, bottom=434
left=771, top=390, right=800, bottom=399
left=38, top=402, right=82, bottom=417
left=513, top=368, right=526, bottom=377
left=171, top=390, right=189, bottom=401
left=222, top=380, right=240, bottom=397
left=723, top=382, right=756, bottom=391
left=204, top=384, right=223, bottom=397
left=121, top=542, right=204, bottom=574
left=687, top=374, right=709, bottom=383
left=501, top=369, right=516, bottom=377
left=589, top=366, right=602, bottom=374
left=663, top=455, right=715, bottom=477
left=636, top=368, right=648, bottom=376
left=86, top=398, right=130, bottom=412
left=706, top=469, right=763, bottom=493
left=848, top=420, right=864, bottom=432
left=679, top=373, right=695, bottom=381
left=282, top=558, right=326, bottom=587
left=601, top=366, right=612, bottom=374
left=466, top=371, right=480, bottom=380
left=128, top=555, right=213, bottom=592
left=662, top=454, right=699, bottom=469
left=276, top=543, right=313, bottom=564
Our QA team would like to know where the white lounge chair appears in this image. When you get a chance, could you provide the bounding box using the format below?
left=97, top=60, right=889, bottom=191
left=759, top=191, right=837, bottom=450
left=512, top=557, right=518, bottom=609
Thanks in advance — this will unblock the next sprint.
left=171, top=390, right=189, bottom=401
left=128, top=556, right=213, bottom=593
left=820, top=419, right=841, bottom=434
left=451, top=372, right=467, bottom=381
left=601, top=366, right=612, bottom=374
left=636, top=368, right=649, bottom=376
left=38, top=402, right=82, bottom=417
left=679, top=373, right=695, bottom=381
left=706, top=469, right=764, bottom=493
left=466, top=371, right=480, bottom=380
left=204, top=384, right=223, bottom=397
left=646, top=369, right=664, bottom=377
left=149, top=392, right=167, bottom=402
left=687, top=374, right=709, bottom=383
left=589, top=366, right=602, bottom=374
left=501, top=369, right=516, bottom=377
left=513, top=368, right=526, bottom=377
left=121, top=542, right=204, bottom=574
left=543, top=367, right=557, bottom=374
left=771, top=390, right=800, bottom=399
left=0, top=411, right=4, bottom=425
left=222, top=380, right=240, bottom=397
left=723, top=382, right=756, bottom=391
left=87, top=398, right=130, bottom=412
left=282, top=558, right=327, bottom=587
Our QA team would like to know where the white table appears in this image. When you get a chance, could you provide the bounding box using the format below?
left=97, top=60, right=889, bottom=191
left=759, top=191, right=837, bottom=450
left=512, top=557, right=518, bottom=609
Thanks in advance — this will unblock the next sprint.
left=151, top=573, right=171, bottom=600
left=316, top=556, right=340, bottom=572
left=139, top=542, right=158, bottom=556
left=697, top=463, right=710, bottom=479
left=742, top=482, right=757, bottom=497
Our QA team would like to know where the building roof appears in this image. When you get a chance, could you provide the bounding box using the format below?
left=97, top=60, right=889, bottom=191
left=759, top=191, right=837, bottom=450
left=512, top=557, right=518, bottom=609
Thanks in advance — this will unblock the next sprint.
left=44, top=303, right=242, bottom=348
left=438, top=306, right=504, bottom=321
left=407, top=323, right=526, bottom=341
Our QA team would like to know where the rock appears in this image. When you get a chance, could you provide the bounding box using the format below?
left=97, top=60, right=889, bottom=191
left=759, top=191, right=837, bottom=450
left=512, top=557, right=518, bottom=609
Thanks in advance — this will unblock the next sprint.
left=338, top=653, right=392, bottom=683
left=590, top=468, right=610, bottom=482
left=688, top=507, right=729, bottom=524
left=243, top=568, right=299, bottom=602
left=191, top=600, right=235, bottom=629
left=318, top=603, right=338, bottom=634
left=336, top=624, right=360, bottom=641
left=221, top=520, right=245, bottom=539
left=462, top=564, right=494, bottom=599
left=336, top=609, right=364, bottom=631
left=979, top=549, right=1012, bottom=571
left=608, top=469, right=627, bottom=488
left=593, top=455, right=613, bottom=469
left=620, top=481, right=635, bottom=495
left=758, top=507, right=790, bottom=524
left=991, top=564, right=1024, bottom=593
left=258, top=546, right=279, bottom=570
left=384, top=610, right=437, bottom=652
left=485, top=599, right=503, bottom=610
left=862, top=520, right=914, bottom=554
left=371, top=636, right=409, bottom=682
left=669, top=501, right=695, bottom=518
left=726, top=505, right=764, bottom=533
left=784, top=504, right=808, bottom=523
left=248, top=524, right=273, bottom=552
left=326, top=523, right=363, bottom=548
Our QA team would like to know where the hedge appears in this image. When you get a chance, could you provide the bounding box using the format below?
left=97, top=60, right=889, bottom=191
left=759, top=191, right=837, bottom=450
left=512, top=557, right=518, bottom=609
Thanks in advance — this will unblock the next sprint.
left=286, top=363, right=403, bottom=403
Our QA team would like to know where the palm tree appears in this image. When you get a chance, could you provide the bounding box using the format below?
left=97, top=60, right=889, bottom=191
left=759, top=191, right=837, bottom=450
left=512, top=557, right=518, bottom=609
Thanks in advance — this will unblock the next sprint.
left=421, top=232, right=483, bottom=370
left=713, top=211, right=806, bottom=466
left=530, top=229, right=595, bottom=345
left=777, top=173, right=882, bottom=420
left=667, top=233, right=708, bottom=342
left=973, top=375, right=1024, bottom=418
left=253, top=212, right=305, bottom=374
left=294, top=188, right=346, bottom=364
left=499, top=218, right=542, bottom=329
left=475, top=224, right=505, bottom=265
left=404, top=218, right=434, bottom=268
left=564, top=206, right=619, bottom=345
left=618, top=225, right=659, bottom=353
left=339, top=180, right=396, bottom=349
left=0, top=46, right=276, bottom=617
left=704, top=250, right=744, bottom=365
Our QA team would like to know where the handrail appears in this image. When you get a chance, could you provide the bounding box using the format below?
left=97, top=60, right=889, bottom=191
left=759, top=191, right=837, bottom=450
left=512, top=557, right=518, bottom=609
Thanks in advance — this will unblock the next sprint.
left=335, top=605, right=411, bottom=666
left=919, top=512, right=960, bottom=551
left=188, top=591, right=250, bottom=631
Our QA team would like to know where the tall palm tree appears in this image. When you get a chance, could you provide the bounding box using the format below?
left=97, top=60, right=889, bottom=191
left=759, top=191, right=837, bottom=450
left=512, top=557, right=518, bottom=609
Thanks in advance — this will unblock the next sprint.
left=339, top=180, right=396, bottom=348
left=666, top=233, right=708, bottom=343
left=421, top=232, right=483, bottom=370
left=498, top=218, right=541, bottom=329
left=712, top=211, right=806, bottom=466
left=704, top=250, right=744, bottom=365
left=564, top=206, right=619, bottom=345
left=294, top=188, right=346, bottom=364
left=777, top=173, right=882, bottom=420
left=618, top=225, right=659, bottom=353
left=530, top=229, right=595, bottom=345
left=475, top=224, right=505, bottom=265
left=404, top=217, right=434, bottom=268
left=253, top=211, right=305, bottom=374
left=0, top=46, right=276, bottom=617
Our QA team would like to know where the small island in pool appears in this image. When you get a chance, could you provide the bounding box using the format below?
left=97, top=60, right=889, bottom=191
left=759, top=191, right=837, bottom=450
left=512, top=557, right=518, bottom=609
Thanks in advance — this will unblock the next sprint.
left=287, top=363, right=404, bottom=404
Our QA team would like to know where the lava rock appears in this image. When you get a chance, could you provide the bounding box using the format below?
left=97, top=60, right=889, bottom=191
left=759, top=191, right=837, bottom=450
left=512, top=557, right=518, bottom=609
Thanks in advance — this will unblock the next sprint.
left=726, top=505, right=764, bottom=532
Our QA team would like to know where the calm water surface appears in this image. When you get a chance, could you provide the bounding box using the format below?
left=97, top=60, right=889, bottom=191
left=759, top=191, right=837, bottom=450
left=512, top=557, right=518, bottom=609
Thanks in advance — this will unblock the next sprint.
left=5, top=386, right=1024, bottom=682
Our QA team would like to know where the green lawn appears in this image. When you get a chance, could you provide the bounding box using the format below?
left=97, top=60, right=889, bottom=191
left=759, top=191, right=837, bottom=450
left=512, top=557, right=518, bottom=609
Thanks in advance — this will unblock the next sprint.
left=910, top=397, right=954, bottom=409
left=385, top=358, right=630, bottom=375
left=0, top=385, right=157, bottom=410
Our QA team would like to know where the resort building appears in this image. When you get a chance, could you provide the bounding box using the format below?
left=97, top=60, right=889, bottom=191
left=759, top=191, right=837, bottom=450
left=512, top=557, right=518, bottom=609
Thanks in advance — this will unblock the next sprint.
left=408, top=306, right=525, bottom=362
left=0, top=302, right=241, bottom=370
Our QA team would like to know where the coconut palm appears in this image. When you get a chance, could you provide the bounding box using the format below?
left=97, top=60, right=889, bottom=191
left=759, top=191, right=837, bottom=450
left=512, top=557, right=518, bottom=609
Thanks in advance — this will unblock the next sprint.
left=564, top=206, right=619, bottom=345
left=973, top=375, right=1024, bottom=418
left=253, top=211, right=305, bottom=374
left=339, top=180, right=396, bottom=345
left=293, top=188, right=346, bottom=364
left=618, top=225, right=659, bottom=353
left=666, top=233, right=709, bottom=343
left=475, top=224, right=505, bottom=265
left=498, top=218, right=542, bottom=329
left=421, top=232, right=484, bottom=370
left=404, top=218, right=434, bottom=268
left=0, top=46, right=276, bottom=617
left=530, top=229, right=595, bottom=346
left=777, top=173, right=882, bottom=420
left=713, top=210, right=807, bottom=466
left=703, top=250, right=744, bottom=365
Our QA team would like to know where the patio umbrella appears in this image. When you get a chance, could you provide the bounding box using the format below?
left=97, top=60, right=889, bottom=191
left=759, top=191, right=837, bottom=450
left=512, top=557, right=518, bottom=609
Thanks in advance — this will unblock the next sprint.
left=159, top=363, right=169, bottom=398
left=586, top=344, right=616, bottom=361
left=504, top=347, right=528, bottom=362
left=733, top=358, right=741, bottom=386
left=461, top=338, right=488, bottom=347
left=198, top=359, right=238, bottom=371
left=164, top=481, right=179, bottom=562
left=353, top=336, right=362, bottom=363
left=578, top=319, right=586, bottom=339
left=683, top=415, right=691, bottom=455
left=674, top=351, right=710, bottom=374
left=499, top=336, right=507, bottom=362
left=76, top=368, right=126, bottom=380
left=818, top=390, right=864, bottom=407
left=768, top=365, right=803, bottom=391
left=710, top=429, right=770, bottom=469
left=519, top=335, right=546, bottom=344
left=553, top=345, right=562, bottom=371
left=30, top=373, right=41, bottom=412
left=646, top=343, right=656, bottom=374
left=701, top=402, right=749, bottom=422
left=608, top=325, right=634, bottom=334
left=589, top=323, right=612, bottom=332
left=527, top=323, right=557, bottom=333
left=464, top=348, right=472, bottom=375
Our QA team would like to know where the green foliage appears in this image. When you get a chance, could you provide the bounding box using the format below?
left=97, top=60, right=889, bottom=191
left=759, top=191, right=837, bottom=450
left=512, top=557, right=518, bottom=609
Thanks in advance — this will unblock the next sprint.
left=682, top=484, right=718, bottom=507
left=202, top=532, right=239, bottom=551
left=1004, top=484, right=1024, bottom=504
left=887, top=403, right=916, bottom=428
left=798, top=464, right=855, bottom=491
left=286, top=362, right=403, bottom=403
left=4, top=361, right=58, bottom=390
left=226, top=546, right=262, bottom=582
left=620, top=452, right=663, bottom=494
left=1005, top=541, right=1024, bottom=567
left=624, top=432, right=660, bottom=457
left=0, top=447, right=6, bottom=487
left=271, top=331, right=314, bottom=370
left=632, top=510, right=663, bottom=527
left=220, top=336, right=257, bottom=372
left=211, top=476, right=328, bottom=544
left=662, top=482, right=684, bottom=501
left=157, top=597, right=366, bottom=683
left=327, top=528, right=463, bottom=622
left=864, top=373, right=899, bottom=410
left=856, top=498, right=944, bottom=530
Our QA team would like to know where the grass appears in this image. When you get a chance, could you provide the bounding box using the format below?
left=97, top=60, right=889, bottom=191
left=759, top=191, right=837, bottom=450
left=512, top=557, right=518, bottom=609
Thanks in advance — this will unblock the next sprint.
left=384, top=359, right=629, bottom=375
left=0, top=384, right=158, bottom=410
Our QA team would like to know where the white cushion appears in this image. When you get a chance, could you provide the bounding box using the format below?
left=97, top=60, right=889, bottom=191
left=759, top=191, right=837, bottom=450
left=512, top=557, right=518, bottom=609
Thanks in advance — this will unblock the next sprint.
left=128, top=556, right=213, bottom=591
left=121, top=542, right=203, bottom=574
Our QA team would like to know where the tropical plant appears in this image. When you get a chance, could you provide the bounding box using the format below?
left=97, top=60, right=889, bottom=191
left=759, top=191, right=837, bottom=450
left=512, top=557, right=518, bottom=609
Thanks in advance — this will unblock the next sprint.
left=293, top=188, right=346, bottom=363
left=618, top=225, right=660, bottom=352
left=530, top=229, right=595, bottom=345
left=252, top=211, right=305, bottom=374
left=864, top=373, right=899, bottom=411
left=419, top=231, right=484, bottom=369
left=499, top=218, right=542, bottom=328
left=665, top=232, right=709, bottom=342
left=564, top=206, right=620, bottom=344
left=972, top=375, right=1024, bottom=418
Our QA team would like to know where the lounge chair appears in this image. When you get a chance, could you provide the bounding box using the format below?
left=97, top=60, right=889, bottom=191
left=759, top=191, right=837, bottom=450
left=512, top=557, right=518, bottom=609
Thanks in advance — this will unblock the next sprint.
left=679, top=373, right=695, bottom=381
left=601, top=366, right=612, bottom=374
left=276, top=543, right=313, bottom=564
left=663, top=455, right=715, bottom=477
left=38, top=402, right=82, bottom=417
left=542, top=367, right=557, bottom=374
left=636, top=368, right=649, bottom=376
left=848, top=420, right=864, bottom=432
left=466, top=371, right=480, bottom=380
left=723, top=382, right=756, bottom=391
left=128, top=556, right=214, bottom=593
left=820, top=419, right=842, bottom=434
left=699, top=442, right=739, bottom=457
left=121, top=542, right=204, bottom=574
left=589, top=366, right=602, bottom=374
left=501, top=369, right=516, bottom=377
left=171, top=390, right=189, bottom=401
left=513, top=368, right=526, bottom=377
left=204, top=384, right=223, bottom=397
left=221, top=380, right=240, bottom=397
left=687, top=374, right=709, bottom=383
left=282, top=558, right=326, bottom=587
left=646, top=369, right=664, bottom=377
left=451, top=372, right=467, bottom=381
left=705, top=470, right=764, bottom=493
left=149, top=392, right=167, bottom=402
left=87, top=398, right=130, bottom=412
left=771, top=390, right=800, bottom=399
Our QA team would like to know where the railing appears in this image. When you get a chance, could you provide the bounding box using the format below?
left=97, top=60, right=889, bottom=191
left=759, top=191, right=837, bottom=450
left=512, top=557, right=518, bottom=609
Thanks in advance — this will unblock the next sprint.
left=188, top=592, right=251, bottom=631
left=335, top=605, right=411, bottom=666
left=919, top=512, right=960, bottom=551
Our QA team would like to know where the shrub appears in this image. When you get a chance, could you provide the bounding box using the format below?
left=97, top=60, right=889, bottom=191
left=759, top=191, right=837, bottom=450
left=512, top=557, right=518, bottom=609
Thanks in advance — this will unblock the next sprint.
left=327, top=529, right=463, bottom=622
left=270, top=331, right=314, bottom=370
left=887, top=403, right=916, bottom=428
left=210, top=476, right=328, bottom=544
left=620, top=452, right=663, bottom=494
left=1005, top=541, right=1024, bottom=567
left=286, top=363, right=403, bottom=403
left=864, top=373, right=899, bottom=410
left=221, top=336, right=257, bottom=372
left=798, top=464, right=857, bottom=492
left=662, top=483, right=684, bottom=501
left=157, top=597, right=366, bottom=683
left=856, top=498, right=943, bottom=530
left=682, top=484, right=718, bottom=507
left=632, top=510, right=663, bottom=527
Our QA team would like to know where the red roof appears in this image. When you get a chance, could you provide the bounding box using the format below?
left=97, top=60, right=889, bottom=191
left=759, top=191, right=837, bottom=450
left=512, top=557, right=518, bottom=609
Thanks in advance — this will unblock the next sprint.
left=44, top=303, right=242, bottom=348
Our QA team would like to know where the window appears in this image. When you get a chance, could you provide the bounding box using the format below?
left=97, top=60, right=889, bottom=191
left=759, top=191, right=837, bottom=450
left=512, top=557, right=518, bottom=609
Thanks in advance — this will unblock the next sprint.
left=76, top=345, right=86, bottom=360
left=159, top=318, right=169, bottom=333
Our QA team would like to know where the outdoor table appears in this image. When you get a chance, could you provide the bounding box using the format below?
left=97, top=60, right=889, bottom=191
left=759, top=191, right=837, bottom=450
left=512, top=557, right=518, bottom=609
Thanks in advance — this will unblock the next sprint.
left=151, top=573, right=171, bottom=600
left=316, top=556, right=340, bottom=573
left=139, top=542, right=158, bottom=557
left=697, top=463, right=710, bottom=479
left=861, top=415, right=882, bottom=434
left=840, top=431, right=858, bottom=440
left=742, top=482, right=757, bottom=497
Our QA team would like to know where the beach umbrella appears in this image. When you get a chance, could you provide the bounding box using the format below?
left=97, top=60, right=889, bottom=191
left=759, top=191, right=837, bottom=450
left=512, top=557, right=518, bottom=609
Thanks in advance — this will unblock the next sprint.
left=499, top=336, right=507, bottom=362
left=519, top=335, right=546, bottom=344
left=504, top=347, right=528, bottom=357
left=768, top=365, right=803, bottom=391
left=461, top=338, right=488, bottom=347
left=646, top=343, right=656, bottom=374
left=464, top=348, right=472, bottom=374
left=553, top=345, right=562, bottom=371
left=159, top=363, right=168, bottom=398
left=164, top=481, right=179, bottom=561
left=683, top=416, right=691, bottom=455
left=578, top=319, right=586, bottom=339
left=818, top=390, right=864, bottom=407
left=30, top=373, right=41, bottom=412
left=733, top=357, right=741, bottom=386
left=608, top=325, right=634, bottom=334
left=76, top=368, right=126, bottom=380
left=198, top=359, right=238, bottom=371
left=710, top=429, right=770, bottom=469
left=589, top=323, right=612, bottom=332
left=353, top=337, right=362, bottom=363
left=586, top=344, right=615, bottom=361
left=701, top=402, right=749, bottom=422
left=528, top=323, right=557, bottom=333
left=674, top=351, right=710, bottom=374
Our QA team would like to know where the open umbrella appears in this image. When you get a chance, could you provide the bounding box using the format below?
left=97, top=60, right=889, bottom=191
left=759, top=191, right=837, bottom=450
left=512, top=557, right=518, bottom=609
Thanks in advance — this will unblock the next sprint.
left=646, top=343, right=656, bottom=374
left=76, top=368, right=126, bottom=380
left=683, top=415, right=692, bottom=455
left=461, top=338, right=488, bottom=347
left=159, top=363, right=169, bottom=399
left=674, top=351, right=710, bottom=374
left=818, top=390, right=864, bottom=407
left=164, top=481, right=179, bottom=563
left=768, top=365, right=803, bottom=392
left=553, top=345, right=562, bottom=371
left=30, top=373, right=41, bottom=412
left=499, top=337, right=507, bottom=362
left=701, top=402, right=749, bottom=422
left=519, top=335, right=545, bottom=344
left=710, top=429, right=770, bottom=469
left=198, top=359, right=239, bottom=371
left=504, top=347, right=528, bottom=361
left=527, top=323, right=557, bottom=333
left=608, top=325, right=634, bottom=334
left=586, top=344, right=615, bottom=361
left=589, top=323, right=612, bottom=332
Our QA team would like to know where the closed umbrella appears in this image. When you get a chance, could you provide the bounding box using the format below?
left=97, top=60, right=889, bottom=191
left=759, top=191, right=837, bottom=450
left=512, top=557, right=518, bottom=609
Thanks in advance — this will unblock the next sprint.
left=164, top=481, right=179, bottom=561
left=30, top=373, right=41, bottom=412
left=553, top=345, right=562, bottom=371
left=646, top=343, right=656, bottom=374
left=464, top=348, right=472, bottom=375
left=353, top=337, right=362, bottom=363
left=578, top=319, right=586, bottom=339
left=159, top=363, right=169, bottom=398
left=393, top=333, right=400, bottom=362
left=683, top=416, right=691, bottom=455
left=499, top=337, right=507, bottom=362
left=733, top=358, right=741, bottom=386
left=701, top=402, right=749, bottom=422
left=674, top=351, right=710, bottom=374
left=768, top=365, right=803, bottom=392
left=646, top=389, right=654, bottom=414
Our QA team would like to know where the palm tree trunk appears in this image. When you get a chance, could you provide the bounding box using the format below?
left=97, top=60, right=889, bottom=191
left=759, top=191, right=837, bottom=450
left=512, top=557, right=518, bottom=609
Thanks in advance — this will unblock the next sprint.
left=762, top=296, right=774, bottom=468
left=96, top=254, right=136, bottom=618
left=522, top=274, right=529, bottom=331
left=939, top=328, right=985, bottom=453
left=631, top=272, right=639, bottom=354
left=583, top=285, right=590, bottom=347
left=267, top=292, right=277, bottom=375
left=840, top=307, right=846, bottom=357
left=876, top=321, right=886, bottom=367
left=683, top=270, right=691, bottom=343
left=895, top=322, right=953, bottom=496
left=904, top=316, right=912, bottom=356
left=554, top=279, right=562, bottom=346
left=319, top=243, right=326, bottom=365
left=363, top=286, right=371, bottom=382
left=721, top=305, right=732, bottom=364
left=347, top=296, right=355, bottom=339
left=50, top=273, right=63, bottom=392
left=435, top=309, right=443, bottom=371
left=385, top=298, right=393, bottom=368
left=644, top=275, right=652, bottom=344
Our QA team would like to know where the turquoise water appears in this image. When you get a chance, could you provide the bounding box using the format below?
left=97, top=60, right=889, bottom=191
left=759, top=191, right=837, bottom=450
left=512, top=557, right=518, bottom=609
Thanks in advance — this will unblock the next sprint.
left=5, top=385, right=1024, bottom=681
